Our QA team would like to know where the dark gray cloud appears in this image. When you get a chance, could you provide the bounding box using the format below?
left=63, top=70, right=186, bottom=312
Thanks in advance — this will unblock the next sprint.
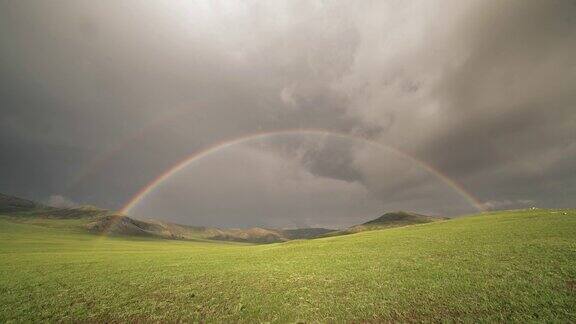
left=0, top=0, right=574, bottom=227
left=415, top=0, right=576, bottom=209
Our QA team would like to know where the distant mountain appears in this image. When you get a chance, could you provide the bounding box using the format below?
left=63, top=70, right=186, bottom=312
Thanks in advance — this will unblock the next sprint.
left=323, top=211, right=448, bottom=237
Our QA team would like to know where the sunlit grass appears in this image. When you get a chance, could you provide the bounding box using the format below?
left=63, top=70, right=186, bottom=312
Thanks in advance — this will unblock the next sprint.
left=1, top=209, right=575, bottom=322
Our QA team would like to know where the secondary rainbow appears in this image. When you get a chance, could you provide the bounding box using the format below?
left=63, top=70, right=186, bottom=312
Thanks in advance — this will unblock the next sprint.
left=119, top=129, right=485, bottom=215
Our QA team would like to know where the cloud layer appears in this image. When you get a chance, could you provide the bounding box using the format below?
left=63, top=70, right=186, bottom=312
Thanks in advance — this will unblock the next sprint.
left=0, top=0, right=574, bottom=227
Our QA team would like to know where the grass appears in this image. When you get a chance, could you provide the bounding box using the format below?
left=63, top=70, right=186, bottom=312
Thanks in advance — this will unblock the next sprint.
left=0, top=209, right=575, bottom=322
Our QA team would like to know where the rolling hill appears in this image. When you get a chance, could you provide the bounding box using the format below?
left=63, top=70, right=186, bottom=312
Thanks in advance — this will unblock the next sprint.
left=0, top=193, right=40, bottom=212
left=0, top=194, right=448, bottom=243
left=125, top=219, right=335, bottom=243
left=351, top=211, right=447, bottom=231
left=0, top=193, right=335, bottom=243
left=323, top=211, right=447, bottom=237
left=0, top=204, right=574, bottom=322
left=85, top=213, right=334, bottom=243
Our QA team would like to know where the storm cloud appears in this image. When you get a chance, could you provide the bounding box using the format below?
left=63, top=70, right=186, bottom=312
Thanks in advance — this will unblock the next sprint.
left=0, top=0, right=574, bottom=227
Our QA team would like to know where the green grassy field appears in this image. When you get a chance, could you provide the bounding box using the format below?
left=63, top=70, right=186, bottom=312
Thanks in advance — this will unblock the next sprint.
left=1, top=209, right=575, bottom=322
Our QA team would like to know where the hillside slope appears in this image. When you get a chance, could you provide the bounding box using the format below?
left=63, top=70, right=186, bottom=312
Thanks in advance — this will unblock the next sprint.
left=0, top=208, right=574, bottom=322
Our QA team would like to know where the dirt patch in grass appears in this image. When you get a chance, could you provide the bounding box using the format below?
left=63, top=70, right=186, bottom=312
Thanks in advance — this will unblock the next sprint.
left=566, top=280, right=576, bottom=293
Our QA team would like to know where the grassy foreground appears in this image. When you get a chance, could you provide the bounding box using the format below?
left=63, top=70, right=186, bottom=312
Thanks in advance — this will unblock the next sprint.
left=1, top=209, right=575, bottom=322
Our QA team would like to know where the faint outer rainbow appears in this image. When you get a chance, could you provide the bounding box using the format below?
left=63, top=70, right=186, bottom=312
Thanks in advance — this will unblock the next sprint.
left=66, top=111, right=190, bottom=194
left=119, top=129, right=485, bottom=216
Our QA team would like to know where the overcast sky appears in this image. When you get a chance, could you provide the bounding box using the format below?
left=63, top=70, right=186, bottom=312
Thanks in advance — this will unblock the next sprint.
left=1, top=0, right=574, bottom=228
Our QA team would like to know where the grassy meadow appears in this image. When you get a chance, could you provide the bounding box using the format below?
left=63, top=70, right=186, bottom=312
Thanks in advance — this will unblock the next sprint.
left=1, top=209, right=575, bottom=322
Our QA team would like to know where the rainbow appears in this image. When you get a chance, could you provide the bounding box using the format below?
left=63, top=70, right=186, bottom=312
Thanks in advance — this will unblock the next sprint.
left=119, top=129, right=484, bottom=216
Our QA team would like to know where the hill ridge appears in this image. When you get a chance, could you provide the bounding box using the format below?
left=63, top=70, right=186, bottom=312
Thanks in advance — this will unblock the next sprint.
left=0, top=193, right=444, bottom=243
left=0, top=193, right=335, bottom=243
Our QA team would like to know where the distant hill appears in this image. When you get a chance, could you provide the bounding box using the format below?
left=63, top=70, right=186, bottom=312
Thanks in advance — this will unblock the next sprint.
left=87, top=217, right=336, bottom=243
left=85, top=211, right=443, bottom=242
left=282, top=228, right=335, bottom=239
left=0, top=193, right=41, bottom=213
left=89, top=218, right=334, bottom=243
left=0, top=194, right=446, bottom=243
left=0, top=193, right=334, bottom=243
left=358, top=211, right=447, bottom=229
left=86, top=215, right=167, bottom=237
left=323, top=211, right=447, bottom=237
left=206, top=227, right=335, bottom=243
left=0, top=193, right=116, bottom=219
